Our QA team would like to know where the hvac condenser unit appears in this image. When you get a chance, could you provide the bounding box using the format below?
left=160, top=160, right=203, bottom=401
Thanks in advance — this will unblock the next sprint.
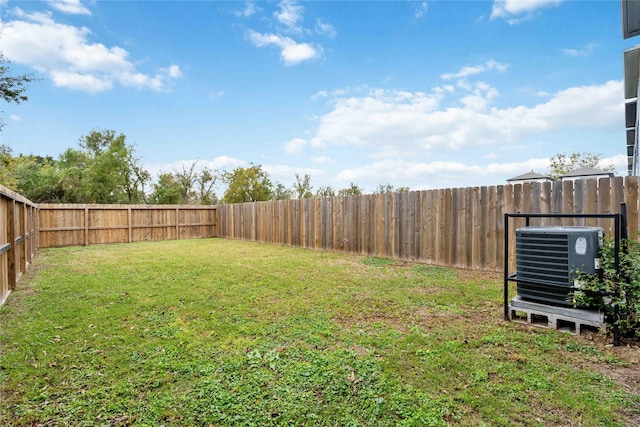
left=515, top=226, right=603, bottom=307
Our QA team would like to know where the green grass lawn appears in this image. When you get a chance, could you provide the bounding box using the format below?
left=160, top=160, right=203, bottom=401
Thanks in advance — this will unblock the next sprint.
left=1, top=238, right=638, bottom=426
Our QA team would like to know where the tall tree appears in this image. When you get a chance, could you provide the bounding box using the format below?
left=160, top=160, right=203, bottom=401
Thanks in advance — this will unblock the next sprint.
left=315, top=185, right=335, bottom=198
left=0, top=130, right=148, bottom=203
left=222, top=164, right=273, bottom=203
left=374, top=183, right=410, bottom=194
left=0, top=51, right=35, bottom=131
left=292, top=173, right=313, bottom=199
left=548, top=152, right=615, bottom=179
left=173, top=162, right=199, bottom=203
left=77, top=130, right=149, bottom=203
left=150, top=173, right=184, bottom=204
left=46, top=130, right=147, bottom=203
left=272, top=182, right=292, bottom=200
left=337, top=182, right=364, bottom=196
left=14, top=155, right=63, bottom=203
left=196, top=167, right=218, bottom=204
left=0, top=145, right=17, bottom=189
left=57, top=147, right=91, bottom=202
left=149, top=162, right=219, bottom=205
left=126, top=154, right=150, bottom=203
left=374, top=183, right=395, bottom=194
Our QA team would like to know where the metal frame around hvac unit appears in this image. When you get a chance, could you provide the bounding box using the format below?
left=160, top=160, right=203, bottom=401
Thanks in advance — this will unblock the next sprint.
left=503, top=207, right=627, bottom=343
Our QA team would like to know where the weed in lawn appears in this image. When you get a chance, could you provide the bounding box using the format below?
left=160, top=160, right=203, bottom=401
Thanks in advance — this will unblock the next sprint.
left=413, top=264, right=456, bottom=280
left=361, top=257, right=397, bottom=267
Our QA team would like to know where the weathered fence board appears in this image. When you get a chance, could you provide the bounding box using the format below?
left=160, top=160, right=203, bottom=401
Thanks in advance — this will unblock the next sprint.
left=38, top=205, right=217, bottom=248
left=0, top=185, right=38, bottom=306
left=217, top=177, right=640, bottom=272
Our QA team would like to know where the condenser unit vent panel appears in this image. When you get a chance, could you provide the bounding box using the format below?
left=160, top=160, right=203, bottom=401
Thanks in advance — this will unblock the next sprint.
left=515, top=226, right=602, bottom=307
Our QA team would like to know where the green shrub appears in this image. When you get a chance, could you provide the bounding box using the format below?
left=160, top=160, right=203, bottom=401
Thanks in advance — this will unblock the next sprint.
left=574, top=237, right=640, bottom=338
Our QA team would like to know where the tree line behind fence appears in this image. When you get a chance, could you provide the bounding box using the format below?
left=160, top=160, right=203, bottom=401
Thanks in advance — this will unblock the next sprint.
left=2, top=176, right=640, bottom=306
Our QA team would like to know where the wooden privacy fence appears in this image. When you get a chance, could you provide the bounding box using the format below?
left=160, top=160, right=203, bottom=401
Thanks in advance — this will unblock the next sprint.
left=216, top=176, right=640, bottom=273
left=3, top=176, right=640, bottom=305
left=38, top=204, right=217, bottom=248
left=0, top=185, right=38, bottom=306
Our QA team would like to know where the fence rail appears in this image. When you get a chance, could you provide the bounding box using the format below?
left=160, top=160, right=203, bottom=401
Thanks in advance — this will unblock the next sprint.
left=38, top=204, right=218, bottom=248
left=0, top=184, right=38, bottom=306
left=217, top=176, right=640, bottom=272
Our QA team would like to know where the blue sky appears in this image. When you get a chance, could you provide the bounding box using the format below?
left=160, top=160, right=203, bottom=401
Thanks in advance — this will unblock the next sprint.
left=0, top=0, right=635, bottom=193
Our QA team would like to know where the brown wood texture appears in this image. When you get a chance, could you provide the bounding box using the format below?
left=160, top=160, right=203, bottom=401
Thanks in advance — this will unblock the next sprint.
left=214, top=177, right=640, bottom=272
left=0, top=185, right=38, bottom=305
left=38, top=205, right=217, bottom=248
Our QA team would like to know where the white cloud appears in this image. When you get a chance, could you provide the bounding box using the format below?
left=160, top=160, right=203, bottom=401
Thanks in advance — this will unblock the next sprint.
left=415, top=2, right=428, bottom=18
left=527, top=80, right=622, bottom=128
left=234, top=2, right=259, bottom=18
left=491, top=0, right=564, bottom=24
left=244, top=1, right=333, bottom=65
left=50, top=70, right=113, bottom=93
left=265, top=163, right=322, bottom=179
left=604, top=154, right=628, bottom=174
left=308, top=79, right=622, bottom=155
left=312, top=156, right=333, bottom=164
left=46, top=0, right=91, bottom=15
left=2, top=8, right=181, bottom=93
left=562, top=49, right=580, bottom=57
left=246, top=30, right=320, bottom=65
left=274, top=0, right=305, bottom=34
left=148, top=156, right=246, bottom=178
left=562, top=43, right=598, bottom=58
left=309, top=89, right=444, bottom=149
left=299, top=75, right=624, bottom=190
left=283, top=138, right=308, bottom=154
left=165, top=65, right=183, bottom=79
left=328, top=151, right=627, bottom=192
left=206, top=156, right=247, bottom=170
left=441, top=60, right=507, bottom=81
left=459, top=81, right=499, bottom=111
left=311, top=90, right=329, bottom=100
left=10, top=114, right=21, bottom=122
left=335, top=157, right=553, bottom=190
left=311, top=88, right=350, bottom=101
left=315, top=19, right=336, bottom=38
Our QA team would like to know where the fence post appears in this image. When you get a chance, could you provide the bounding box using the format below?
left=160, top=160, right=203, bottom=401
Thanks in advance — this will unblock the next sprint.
left=128, top=207, right=132, bottom=243
left=175, top=207, right=180, bottom=240
left=84, top=206, right=89, bottom=246
left=20, top=202, right=26, bottom=274
left=8, top=199, right=16, bottom=291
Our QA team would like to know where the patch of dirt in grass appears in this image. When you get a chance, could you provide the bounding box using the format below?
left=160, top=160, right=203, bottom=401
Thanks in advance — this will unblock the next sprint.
left=585, top=343, right=640, bottom=426
left=454, top=268, right=502, bottom=283
left=348, top=343, right=370, bottom=356
left=335, top=311, right=409, bottom=333
left=605, top=350, right=640, bottom=393
left=413, top=286, right=444, bottom=295
left=412, top=300, right=500, bottom=329
left=2, top=282, right=38, bottom=306
left=2, top=255, right=48, bottom=309
left=532, top=408, right=587, bottom=427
